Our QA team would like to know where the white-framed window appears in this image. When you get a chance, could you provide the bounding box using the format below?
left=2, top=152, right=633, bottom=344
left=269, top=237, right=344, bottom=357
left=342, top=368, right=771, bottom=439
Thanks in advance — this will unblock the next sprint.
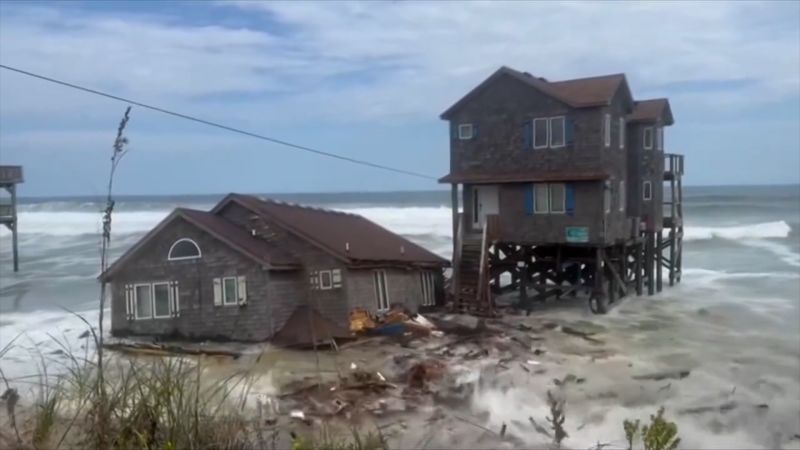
left=134, top=283, right=153, bottom=319
left=168, top=238, right=201, bottom=261
left=533, top=183, right=549, bottom=214
left=213, top=276, right=247, bottom=306
left=549, top=183, right=566, bottom=214
left=643, top=181, right=653, bottom=201
left=373, top=270, right=389, bottom=312
left=619, top=117, right=625, bottom=149
left=533, top=183, right=565, bottom=214
left=656, top=127, right=663, bottom=151
left=127, top=281, right=180, bottom=320
left=619, top=180, right=626, bottom=212
left=603, top=114, right=611, bottom=147
left=319, top=270, right=333, bottom=290
left=420, top=272, right=435, bottom=307
left=152, top=282, right=171, bottom=318
left=549, top=116, right=566, bottom=148
left=222, top=277, right=238, bottom=305
left=309, top=269, right=342, bottom=290
left=643, top=127, right=653, bottom=150
left=458, top=123, right=474, bottom=140
left=533, top=118, right=548, bottom=149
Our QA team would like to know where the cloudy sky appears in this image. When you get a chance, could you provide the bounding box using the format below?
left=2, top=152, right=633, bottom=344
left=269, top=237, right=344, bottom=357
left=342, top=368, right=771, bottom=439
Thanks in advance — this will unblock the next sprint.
left=0, top=1, right=798, bottom=196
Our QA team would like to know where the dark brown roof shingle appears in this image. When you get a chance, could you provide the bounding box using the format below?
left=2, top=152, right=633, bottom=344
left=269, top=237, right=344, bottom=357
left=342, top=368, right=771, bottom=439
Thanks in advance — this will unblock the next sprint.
left=177, top=209, right=299, bottom=267
left=627, top=98, right=674, bottom=125
left=218, top=194, right=448, bottom=266
left=441, top=66, right=629, bottom=119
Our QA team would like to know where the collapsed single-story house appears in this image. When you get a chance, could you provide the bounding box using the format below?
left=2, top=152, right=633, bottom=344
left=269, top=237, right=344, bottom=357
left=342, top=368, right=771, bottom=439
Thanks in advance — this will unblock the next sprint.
left=101, top=193, right=448, bottom=342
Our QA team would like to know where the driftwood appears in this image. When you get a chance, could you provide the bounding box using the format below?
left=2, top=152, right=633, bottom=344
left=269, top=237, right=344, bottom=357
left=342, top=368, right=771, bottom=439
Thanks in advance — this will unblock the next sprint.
left=560, top=326, right=604, bottom=344
left=103, top=342, right=241, bottom=359
left=632, top=370, right=690, bottom=381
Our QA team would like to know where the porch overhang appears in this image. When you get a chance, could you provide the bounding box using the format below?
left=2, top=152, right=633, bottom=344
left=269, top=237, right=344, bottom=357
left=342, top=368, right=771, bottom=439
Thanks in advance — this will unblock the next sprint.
left=438, top=171, right=611, bottom=184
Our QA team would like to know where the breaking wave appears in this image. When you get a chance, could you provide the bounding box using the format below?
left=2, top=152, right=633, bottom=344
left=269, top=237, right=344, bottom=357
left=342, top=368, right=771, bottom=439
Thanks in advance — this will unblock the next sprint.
left=682, top=220, right=792, bottom=241
left=0, top=209, right=793, bottom=246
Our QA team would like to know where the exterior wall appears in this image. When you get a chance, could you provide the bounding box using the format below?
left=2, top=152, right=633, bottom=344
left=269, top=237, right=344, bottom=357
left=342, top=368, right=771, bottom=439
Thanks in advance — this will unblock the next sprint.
left=346, top=268, right=442, bottom=315
left=217, top=202, right=351, bottom=325
left=109, top=217, right=280, bottom=341
left=447, top=73, right=627, bottom=181
left=449, top=73, right=635, bottom=244
left=628, top=123, right=665, bottom=231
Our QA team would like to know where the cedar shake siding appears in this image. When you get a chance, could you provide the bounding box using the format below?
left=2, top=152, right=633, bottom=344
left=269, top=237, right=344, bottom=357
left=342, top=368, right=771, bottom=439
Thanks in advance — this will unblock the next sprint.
left=441, top=67, right=670, bottom=245
left=109, top=217, right=279, bottom=341
left=103, top=195, right=448, bottom=342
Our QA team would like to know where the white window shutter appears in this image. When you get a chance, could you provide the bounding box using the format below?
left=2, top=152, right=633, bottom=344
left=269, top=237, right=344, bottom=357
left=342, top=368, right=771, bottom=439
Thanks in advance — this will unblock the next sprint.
left=124, top=284, right=133, bottom=320
left=332, top=269, right=342, bottom=288
left=213, top=278, right=222, bottom=306
left=237, top=276, right=247, bottom=305
left=170, top=281, right=180, bottom=317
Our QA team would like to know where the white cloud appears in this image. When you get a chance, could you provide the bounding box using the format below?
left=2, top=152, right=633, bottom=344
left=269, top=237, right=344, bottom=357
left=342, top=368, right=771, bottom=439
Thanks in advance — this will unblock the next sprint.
left=0, top=1, right=797, bottom=126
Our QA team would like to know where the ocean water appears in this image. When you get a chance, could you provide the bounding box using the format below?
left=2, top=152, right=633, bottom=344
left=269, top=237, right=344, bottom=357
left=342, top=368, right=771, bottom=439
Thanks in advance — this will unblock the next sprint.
left=0, top=185, right=799, bottom=447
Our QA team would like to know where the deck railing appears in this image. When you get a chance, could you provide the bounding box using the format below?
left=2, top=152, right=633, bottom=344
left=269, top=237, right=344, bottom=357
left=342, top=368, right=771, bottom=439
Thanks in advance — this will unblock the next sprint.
left=664, top=153, right=684, bottom=176
left=0, top=204, right=14, bottom=220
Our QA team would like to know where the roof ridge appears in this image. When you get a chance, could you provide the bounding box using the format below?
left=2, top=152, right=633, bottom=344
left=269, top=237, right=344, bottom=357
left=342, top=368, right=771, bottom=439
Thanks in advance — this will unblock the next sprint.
left=238, top=193, right=357, bottom=217
left=548, top=72, right=626, bottom=84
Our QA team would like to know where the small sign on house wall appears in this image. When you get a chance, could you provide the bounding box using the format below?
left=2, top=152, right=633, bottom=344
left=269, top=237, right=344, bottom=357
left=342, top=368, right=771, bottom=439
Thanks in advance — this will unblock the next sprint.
left=565, top=227, right=589, bottom=243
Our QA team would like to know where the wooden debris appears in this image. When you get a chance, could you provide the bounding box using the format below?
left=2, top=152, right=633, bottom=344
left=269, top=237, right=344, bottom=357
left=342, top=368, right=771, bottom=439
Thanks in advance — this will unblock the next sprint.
left=103, top=342, right=241, bottom=359
left=632, top=370, right=690, bottom=381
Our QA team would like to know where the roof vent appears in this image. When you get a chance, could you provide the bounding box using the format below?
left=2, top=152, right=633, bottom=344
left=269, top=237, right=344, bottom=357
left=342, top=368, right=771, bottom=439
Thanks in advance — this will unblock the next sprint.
left=523, top=71, right=532, bottom=77
left=538, top=77, right=548, bottom=82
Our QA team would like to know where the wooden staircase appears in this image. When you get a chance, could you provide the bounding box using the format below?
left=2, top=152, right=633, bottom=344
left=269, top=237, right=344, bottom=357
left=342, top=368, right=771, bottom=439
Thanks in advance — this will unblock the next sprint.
left=451, top=213, right=495, bottom=315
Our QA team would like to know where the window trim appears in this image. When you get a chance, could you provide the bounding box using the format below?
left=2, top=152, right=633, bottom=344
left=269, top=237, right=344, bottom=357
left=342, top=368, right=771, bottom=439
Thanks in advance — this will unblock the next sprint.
left=533, top=118, right=549, bottom=149
left=604, top=188, right=611, bottom=214
left=619, top=180, right=626, bottom=212
left=619, top=117, right=625, bottom=149
left=643, top=127, right=653, bottom=150
left=457, top=123, right=474, bottom=140
left=168, top=238, right=202, bottom=261
left=374, top=270, right=390, bottom=312
left=533, top=183, right=550, bottom=214
left=549, top=183, right=566, bottom=214
left=549, top=116, right=566, bottom=149
left=222, top=276, right=239, bottom=305
left=603, top=114, right=611, bottom=147
left=656, top=126, right=663, bottom=151
left=151, top=282, right=172, bottom=319
left=133, top=283, right=153, bottom=320
left=319, top=270, right=334, bottom=290
left=643, top=181, right=653, bottom=201
left=420, top=272, right=435, bottom=307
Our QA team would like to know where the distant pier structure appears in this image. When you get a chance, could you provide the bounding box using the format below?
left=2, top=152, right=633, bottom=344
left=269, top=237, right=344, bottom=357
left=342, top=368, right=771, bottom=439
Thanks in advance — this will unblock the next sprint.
left=0, top=165, right=23, bottom=272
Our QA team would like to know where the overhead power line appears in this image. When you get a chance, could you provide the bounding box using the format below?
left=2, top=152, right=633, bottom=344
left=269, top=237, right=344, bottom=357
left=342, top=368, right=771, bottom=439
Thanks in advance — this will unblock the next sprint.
left=0, top=64, right=438, bottom=181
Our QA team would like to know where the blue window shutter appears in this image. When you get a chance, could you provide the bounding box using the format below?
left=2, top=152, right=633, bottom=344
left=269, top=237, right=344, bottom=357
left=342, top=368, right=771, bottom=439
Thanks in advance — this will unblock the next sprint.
left=524, top=184, right=534, bottom=216
left=565, top=117, right=575, bottom=146
left=522, top=122, right=532, bottom=150
left=472, top=123, right=479, bottom=139
left=565, top=184, right=575, bottom=216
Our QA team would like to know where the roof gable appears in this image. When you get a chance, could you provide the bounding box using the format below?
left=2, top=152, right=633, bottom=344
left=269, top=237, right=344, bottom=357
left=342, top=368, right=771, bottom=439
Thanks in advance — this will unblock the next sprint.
left=101, top=208, right=299, bottom=280
left=441, top=66, right=629, bottom=119
left=211, top=194, right=448, bottom=266
left=628, top=98, right=674, bottom=125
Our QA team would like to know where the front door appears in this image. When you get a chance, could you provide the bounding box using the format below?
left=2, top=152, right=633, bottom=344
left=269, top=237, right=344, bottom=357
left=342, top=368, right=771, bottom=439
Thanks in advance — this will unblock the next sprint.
left=472, top=185, right=499, bottom=230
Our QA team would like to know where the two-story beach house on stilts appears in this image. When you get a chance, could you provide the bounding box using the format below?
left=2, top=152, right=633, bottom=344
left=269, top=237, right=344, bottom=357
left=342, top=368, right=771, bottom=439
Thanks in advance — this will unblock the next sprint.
left=440, top=67, right=684, bottom=314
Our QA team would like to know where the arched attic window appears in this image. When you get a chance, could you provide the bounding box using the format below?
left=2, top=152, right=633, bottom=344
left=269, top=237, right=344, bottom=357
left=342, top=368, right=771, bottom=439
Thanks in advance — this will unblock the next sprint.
left=168, top=238, right=202, bottom=261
